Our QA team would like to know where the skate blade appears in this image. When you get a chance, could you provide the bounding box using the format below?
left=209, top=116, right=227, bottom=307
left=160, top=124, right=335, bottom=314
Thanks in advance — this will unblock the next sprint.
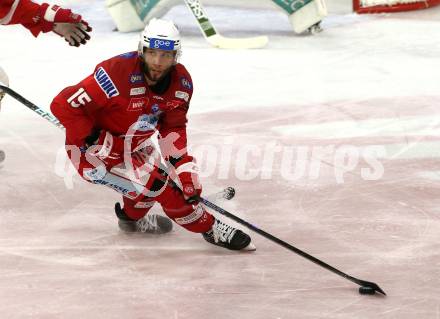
left=242, top=242, right=257, bottom=252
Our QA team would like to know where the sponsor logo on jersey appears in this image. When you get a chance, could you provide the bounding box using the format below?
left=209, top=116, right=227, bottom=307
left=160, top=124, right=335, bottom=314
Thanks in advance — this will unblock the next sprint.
left=130, top=87, right=146, bottom=96
left=129, top=73, right=143, bottom=84
left=127, top=97, right=148, bottom=112
left=149, top=38, right=175, bottom=50
left=67, top=87, right=91, bottom=108
left=151, top=103, right=160, bottom=113
left=152, top=95, right=164, bottom=100
left=180, top=77, right=192, bottom=90
left=136, top=114, right=159, bottom=132
left=175, top=90, right=189, bottom=102
left=94, top=67, right=119, bottom=98
left=166, top=100, right=183, bottom=110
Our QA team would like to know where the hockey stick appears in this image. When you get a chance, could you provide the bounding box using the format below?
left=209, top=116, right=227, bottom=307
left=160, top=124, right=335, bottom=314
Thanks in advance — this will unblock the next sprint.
left=2, top=84, right=385, bottom=295
left=198, top=197, right=386, bottom=295
left=183, top=0, right=269, bottom=49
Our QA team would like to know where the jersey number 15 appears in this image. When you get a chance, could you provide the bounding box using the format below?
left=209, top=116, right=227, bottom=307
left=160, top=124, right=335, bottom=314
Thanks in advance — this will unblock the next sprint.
left=67, top=88, right=92, bottom=108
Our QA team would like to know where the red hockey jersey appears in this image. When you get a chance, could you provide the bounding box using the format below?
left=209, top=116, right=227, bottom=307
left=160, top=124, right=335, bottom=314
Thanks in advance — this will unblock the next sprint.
left=51, top=51, right=194, bottom=160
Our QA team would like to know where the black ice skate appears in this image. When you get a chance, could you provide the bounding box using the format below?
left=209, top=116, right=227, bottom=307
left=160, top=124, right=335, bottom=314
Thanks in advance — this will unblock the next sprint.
left=115, top=202, right=173, bottom=234
left=203, top=218, right=256, bottom=251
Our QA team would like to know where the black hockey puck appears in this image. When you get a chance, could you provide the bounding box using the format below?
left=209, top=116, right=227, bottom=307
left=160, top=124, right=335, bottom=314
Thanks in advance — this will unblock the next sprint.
left=0, top=150, right=5, bottom=163
left=359, top=286, right=375, bottom=295
left=224, top=187, right=235, bottom=200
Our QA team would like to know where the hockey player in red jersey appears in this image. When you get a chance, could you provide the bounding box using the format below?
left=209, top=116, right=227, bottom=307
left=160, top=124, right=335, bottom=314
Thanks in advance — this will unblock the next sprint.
left=50, top=18, right=255, bottom=251
left=0, top=0, right=91, bottom=47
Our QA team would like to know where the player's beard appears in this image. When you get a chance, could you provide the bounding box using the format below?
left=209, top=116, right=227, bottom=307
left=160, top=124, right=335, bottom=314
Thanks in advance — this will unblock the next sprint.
left=145, top=66, right=172, bottom=84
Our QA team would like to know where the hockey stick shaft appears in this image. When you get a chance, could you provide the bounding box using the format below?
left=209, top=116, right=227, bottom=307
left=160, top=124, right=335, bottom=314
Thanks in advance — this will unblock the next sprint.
left=182, top=0, right=268, bottom=49
left=183, top=0, right=218, bottom=38
left=0, top=84, right=63, bottom=129
left=198, top=196, right=386, bottom=295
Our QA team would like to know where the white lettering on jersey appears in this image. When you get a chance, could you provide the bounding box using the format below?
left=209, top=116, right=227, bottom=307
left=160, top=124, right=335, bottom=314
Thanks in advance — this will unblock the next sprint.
left=67, top=88, right=91, bottom=108
left=130, top=87, right=146, bottom=96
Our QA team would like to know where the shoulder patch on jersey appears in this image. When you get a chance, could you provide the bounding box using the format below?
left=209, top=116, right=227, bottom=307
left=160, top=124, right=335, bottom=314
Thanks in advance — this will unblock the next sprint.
left=94, top=67, right=119, bottom=98
left=180, top=76, right=192, bottom=90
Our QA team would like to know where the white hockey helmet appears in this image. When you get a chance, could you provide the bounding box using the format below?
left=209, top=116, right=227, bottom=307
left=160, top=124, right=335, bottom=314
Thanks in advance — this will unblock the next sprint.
left=138, top=18, right=181, bottom=63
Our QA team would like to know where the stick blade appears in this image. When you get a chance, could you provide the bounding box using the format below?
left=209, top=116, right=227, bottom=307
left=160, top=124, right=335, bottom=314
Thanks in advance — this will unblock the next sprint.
left=358, top=280, right=386, bottom=295
left=207, top=34, right=269, bottom=49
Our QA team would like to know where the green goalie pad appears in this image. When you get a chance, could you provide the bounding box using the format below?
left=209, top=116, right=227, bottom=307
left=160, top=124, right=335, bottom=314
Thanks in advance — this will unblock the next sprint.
left=106, top=0, right=327, bottom=35
left=106, top=0, right=179, bottom=32
left=271, top=0, right=315, bottom=14
left=272, top=0, right=328, bottom=34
